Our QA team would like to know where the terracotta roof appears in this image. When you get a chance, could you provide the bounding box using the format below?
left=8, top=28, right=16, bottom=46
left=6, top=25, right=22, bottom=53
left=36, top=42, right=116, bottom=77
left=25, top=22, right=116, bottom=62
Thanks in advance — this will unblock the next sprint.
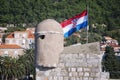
left=27, top=30, right=34, bottom=38
left=0, top=34, right=3, bottom=38
left=6, top=32, right=14, bottom=38
left=0, top=44, right=22, bottom=49
left=6, top=30, right=34, bottom=38
left=111, top=45, right=120, bottom=47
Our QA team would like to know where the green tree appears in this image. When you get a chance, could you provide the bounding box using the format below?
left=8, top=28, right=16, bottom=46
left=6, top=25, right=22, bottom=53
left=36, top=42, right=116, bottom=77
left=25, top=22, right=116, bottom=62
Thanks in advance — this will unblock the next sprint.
left=0, top=56, right=25, bottom=80
left=102, top=46, right=120, bottom=79
left=18, top=49, right=35, bottom=80
left=0, top=49, right=35, bottom=80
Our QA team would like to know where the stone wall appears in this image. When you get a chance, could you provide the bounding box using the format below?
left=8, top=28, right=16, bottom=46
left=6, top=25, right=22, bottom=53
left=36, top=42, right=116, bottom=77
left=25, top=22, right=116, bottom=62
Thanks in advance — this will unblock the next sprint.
left=36, top=42, right=109, bottom=80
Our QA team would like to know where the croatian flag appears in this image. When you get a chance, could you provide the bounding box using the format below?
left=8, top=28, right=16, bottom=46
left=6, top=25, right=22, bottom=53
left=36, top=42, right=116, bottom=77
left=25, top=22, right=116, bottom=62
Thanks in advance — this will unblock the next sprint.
left=61, top=10, right=88, bottom=38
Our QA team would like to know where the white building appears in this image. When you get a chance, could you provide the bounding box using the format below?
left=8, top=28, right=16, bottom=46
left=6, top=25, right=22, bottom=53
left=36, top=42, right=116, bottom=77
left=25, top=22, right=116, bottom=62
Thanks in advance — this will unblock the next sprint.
left=5, top=30, right=35, bottom=49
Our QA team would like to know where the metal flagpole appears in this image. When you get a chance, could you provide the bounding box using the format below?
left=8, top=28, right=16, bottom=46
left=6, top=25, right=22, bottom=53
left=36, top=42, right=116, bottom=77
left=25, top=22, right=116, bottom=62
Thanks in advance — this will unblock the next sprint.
left=85, top=0, right=89, bottom=44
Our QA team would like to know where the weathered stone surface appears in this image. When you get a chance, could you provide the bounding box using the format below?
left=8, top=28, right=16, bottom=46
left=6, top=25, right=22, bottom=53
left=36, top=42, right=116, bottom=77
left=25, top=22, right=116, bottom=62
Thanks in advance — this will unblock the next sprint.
left=83, top=77, right=89, bottom=80
left=77, top=67, right=83, bottom=72
left=62, top=42, right=100, bottom=54
left=64, top=77, right=69, bottom=80
left=83, top=68, right=90, bottom=72
left=35, top=19, right=63, bottom=67
left=36, top=42, right=109, bottom=80
left=89, top=77, right=94, bottom=80
left=78, top=72, right=84, bottom=76
left=84, top=72, right=89, bottom=77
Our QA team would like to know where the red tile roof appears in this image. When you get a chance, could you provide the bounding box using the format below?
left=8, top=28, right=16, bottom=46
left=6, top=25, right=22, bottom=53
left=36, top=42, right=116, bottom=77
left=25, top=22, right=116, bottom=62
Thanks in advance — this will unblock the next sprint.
left=0, top=44, right=22, bottom=49
left=111, top=45, right=120, bottom=47
left=7, top=32, right=14, bottom=38
left=6, top=30, right=34, bottom=38
left=27, top=30, right=34, bottom=38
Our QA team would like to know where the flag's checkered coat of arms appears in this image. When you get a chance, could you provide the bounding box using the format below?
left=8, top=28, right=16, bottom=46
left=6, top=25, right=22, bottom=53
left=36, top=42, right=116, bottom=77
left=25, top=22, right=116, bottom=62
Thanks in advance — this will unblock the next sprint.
left=72, top=18, right=78, bottom=28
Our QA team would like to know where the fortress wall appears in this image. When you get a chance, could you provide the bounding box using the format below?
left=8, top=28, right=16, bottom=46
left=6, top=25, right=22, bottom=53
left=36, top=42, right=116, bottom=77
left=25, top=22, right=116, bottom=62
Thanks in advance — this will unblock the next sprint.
left=36, top=42, right=109, bottom=80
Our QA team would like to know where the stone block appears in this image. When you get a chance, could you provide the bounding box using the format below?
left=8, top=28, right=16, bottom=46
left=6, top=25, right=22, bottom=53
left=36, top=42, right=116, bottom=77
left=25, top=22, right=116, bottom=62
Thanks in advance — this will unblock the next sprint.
left=95, top=73, right=101, bottom=78
left=77, top=67, right=83, bottom=72
left=70, top=77, right=76, bottom=80
left=64, top=54, right=73, bottom=59
left=88, top=77, right=94, bottom=80
left=68, top=68, right=71, bottom=72
left=100, top=78, right=108, bottom=80
left=91, top=68, right=100, bottom=72
left=58, top=63, right=65, bottom=68
left=64, top=77, right=69, bottom=80
left=84, top=68, right=90, bottom=72
left=87, top=59, right=99, bottom=65
left=72, top=72, right=78, bottom=76
left=68, top=72, right=78, bottom=77
left=76, top=77, right=81, bottom=80
left=83, top=77, right=89, bottom=80
left=60, top=70, right=68, bottom=76
left=101, top=72, right=109, bottom=79
left=53, top=76, right=58, bottom=80
left=87, top=63, right=93, bottom=68
left=49, top=76, right=53, bottom=80
left=71, top=68, right=76, bottom=72
left=79, top=54, right=85, bottom=58
left=82, top=62, right=88, bottom=67
left=94, top=78, right=100, bottom=80
left=66, top=63, right=79, bottom=67
left=69, top=72, right=72, bottom=77
left=78, top=72, right=84, bottom=77
left=84, top=72, right=89, bottom=77
left=58, top=77, right=63, bottom=80
left=72, top=54, right=79, bottom=58
left=79, top=77, right=83, bottom=80
left=90, top=73, right=96, bottom=77
left=77, top=59, right=84, bottom=63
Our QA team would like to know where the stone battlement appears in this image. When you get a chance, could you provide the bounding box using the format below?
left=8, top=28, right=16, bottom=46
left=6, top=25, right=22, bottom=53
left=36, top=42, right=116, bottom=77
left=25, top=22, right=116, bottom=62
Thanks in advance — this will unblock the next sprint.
left=36, top=42, right=109, bottom=80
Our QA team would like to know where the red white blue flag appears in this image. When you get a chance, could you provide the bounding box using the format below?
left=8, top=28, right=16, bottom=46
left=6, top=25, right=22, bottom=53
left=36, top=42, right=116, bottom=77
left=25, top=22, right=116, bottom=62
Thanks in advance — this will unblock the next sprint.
left=61, top=10, right=88, bottom=38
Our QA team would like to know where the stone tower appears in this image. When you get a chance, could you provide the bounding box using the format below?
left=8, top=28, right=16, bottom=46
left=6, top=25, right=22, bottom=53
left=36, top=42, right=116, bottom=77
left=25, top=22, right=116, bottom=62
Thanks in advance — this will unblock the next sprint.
left=35, top=19, right=64, bottom=67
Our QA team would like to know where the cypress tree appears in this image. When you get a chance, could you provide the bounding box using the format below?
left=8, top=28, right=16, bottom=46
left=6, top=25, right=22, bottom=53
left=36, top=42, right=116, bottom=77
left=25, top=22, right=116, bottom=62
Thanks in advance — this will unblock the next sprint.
left=102, top=46, right=120, bottom=79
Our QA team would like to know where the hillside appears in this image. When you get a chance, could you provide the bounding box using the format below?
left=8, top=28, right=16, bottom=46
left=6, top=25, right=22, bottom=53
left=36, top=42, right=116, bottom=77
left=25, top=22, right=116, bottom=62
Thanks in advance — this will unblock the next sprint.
left=0, top=0, right=120, bottom=44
